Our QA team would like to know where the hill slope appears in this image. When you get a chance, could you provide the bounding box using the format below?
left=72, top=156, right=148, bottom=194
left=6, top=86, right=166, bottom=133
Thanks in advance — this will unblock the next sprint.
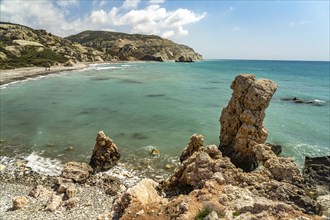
left=66, top=30, right=203, bottom=62
left=0, top=22, right=107, bottom=69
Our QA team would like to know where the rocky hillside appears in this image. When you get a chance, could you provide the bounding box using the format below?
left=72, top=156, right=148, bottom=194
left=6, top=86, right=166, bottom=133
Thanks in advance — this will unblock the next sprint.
left=0, top=22, right=107, bottom=69
left=66, top=30, right=203, bottom=62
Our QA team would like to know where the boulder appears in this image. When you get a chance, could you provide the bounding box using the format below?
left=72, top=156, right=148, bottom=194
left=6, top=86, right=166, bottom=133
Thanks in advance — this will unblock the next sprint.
left=116, top=178, right=167, bottom=219
left=12, top=196, right=28, bottom=210
left=219, top=74, right=277, bottom=171
left=89, top=131, right=121, bottom=173
left=61, top=162, right=92, bottom=183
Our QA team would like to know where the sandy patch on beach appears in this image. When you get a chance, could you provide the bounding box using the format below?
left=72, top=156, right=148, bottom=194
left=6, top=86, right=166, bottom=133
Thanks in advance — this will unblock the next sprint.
left=0, top=63, right=89, bottom=85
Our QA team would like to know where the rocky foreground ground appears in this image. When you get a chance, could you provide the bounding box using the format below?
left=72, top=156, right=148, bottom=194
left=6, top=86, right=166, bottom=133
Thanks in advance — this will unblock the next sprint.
left=0, top=74, right=329, bottom=220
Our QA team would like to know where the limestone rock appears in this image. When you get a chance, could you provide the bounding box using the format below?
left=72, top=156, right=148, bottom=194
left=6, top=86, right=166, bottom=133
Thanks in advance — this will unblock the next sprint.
left=180, top=134, right=204, bottom=163
left=303, top=156, right=330, bottom=194
left=167, top=141, right=235, bottom=189
left=89, top=131, right=121, bottom=173
left=116, top=178, right=167, bottom=219
left=61, top=162, right=92, bottom=183
left=28, top=185, right=52, bottom=199
left=12, top=196, right=28, bottom=210
left=219, top=74, right=277, bottom=171
left=87, top=174, right=121, bottom=196
left=64, top=197, right=80, bottom=210
left=45, top=193, right=62, bottom=212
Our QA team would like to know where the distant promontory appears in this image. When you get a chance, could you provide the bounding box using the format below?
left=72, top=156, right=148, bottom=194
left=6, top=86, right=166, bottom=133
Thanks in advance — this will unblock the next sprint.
left=0, top=22, right=202, bottom=69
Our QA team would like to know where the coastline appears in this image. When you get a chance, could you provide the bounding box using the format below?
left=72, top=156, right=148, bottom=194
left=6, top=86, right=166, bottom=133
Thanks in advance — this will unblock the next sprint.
left=0, top=63, right=90, bottom=86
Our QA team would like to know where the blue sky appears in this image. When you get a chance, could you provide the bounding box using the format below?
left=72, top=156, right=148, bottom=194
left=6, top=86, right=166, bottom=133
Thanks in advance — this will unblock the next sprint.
left=0, top=0, right=329, bottom=61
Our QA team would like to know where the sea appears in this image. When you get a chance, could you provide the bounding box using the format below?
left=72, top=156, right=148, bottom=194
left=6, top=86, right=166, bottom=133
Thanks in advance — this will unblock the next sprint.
left=0, top=60, right=329, bottom=175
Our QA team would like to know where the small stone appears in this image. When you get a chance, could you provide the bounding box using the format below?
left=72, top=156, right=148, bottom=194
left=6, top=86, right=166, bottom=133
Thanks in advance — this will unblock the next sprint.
left=0, top=164, right=6, bottom=171
left=12, top=196, right=28, bottom=210
left=164, top=164, right=173, bottom=169
left=66, top=185, right=77, bottom=198
left=45, top=193, right=62, bottom=212
left=136, top=209, right=144, bottom=216
left=65, top=145, right=75, bottom=151
left=15, top=161, right=25, bottom=167
left=151, top=148, right=160, bottom=157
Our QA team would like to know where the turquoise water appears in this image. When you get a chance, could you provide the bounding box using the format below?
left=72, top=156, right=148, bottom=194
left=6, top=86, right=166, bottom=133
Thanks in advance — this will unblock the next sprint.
left=0, top=60, right=329, bottom=168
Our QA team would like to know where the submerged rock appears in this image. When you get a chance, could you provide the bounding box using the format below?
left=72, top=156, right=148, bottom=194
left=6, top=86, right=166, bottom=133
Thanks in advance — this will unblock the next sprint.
left=89, top=131, right=121, bottom=173
left=219, top=74, right=277, bottom=171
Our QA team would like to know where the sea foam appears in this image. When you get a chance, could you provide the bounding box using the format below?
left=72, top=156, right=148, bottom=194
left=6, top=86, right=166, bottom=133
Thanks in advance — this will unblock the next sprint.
left=25, top=152, right=63, bottom=176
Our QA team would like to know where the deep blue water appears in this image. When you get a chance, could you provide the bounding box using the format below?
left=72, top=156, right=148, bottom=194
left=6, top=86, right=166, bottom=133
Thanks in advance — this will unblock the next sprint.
left=0, top=60, right=329, bottom=168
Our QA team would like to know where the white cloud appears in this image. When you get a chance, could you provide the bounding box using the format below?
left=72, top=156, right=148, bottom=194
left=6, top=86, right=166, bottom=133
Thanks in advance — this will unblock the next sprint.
left=122, top=0, right=141, bottom=9
left=149, top=0, right=166, bottom=4
left=56, top=0, right=79, bottom=8
left=0, top=0, right=206, bottom=38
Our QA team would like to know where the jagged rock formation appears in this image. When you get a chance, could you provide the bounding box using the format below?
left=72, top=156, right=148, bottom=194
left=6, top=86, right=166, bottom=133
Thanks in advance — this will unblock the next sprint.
left=219, top=74, right=277, bottom=171
left=116, top=134, right=321, bottom=219
left=66, top=30, right=203, bottom=62
left=0, top=22, right=107, bottom=69
left=89, top=131, right=121, bottom=173
left=179, top=134, right=204, bottom=163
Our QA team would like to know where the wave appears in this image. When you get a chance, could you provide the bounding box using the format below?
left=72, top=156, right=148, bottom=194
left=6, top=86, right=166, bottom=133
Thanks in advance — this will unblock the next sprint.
left=25, top=152, right=63, bottom=176
left=94, top=66, right=120, bottom=71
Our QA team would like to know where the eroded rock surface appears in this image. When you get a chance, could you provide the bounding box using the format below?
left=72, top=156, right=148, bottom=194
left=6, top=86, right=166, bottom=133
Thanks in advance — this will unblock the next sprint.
left=163, top=135, right=319, bottom=217
left=61, top=162, right=92, bottom=183
left=89, top=131, right=121, bottom=173
left=219, top=74, right=277, bottom=171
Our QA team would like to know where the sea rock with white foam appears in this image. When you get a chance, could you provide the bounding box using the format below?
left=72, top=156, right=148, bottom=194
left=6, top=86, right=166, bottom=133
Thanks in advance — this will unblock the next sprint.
left=219, top=74, right=277, bottom=171
left=89, top=131, right=121, bottom=173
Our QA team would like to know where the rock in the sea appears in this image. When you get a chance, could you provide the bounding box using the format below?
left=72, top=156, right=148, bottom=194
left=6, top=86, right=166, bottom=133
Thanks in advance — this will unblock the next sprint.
left=175, top=56, right=194, bottom=62
left=61, top=162, right=92, bottom=183
left=89, top=131, right=121, bottom=173
left=219, top=74, right=277, bottom=171
left=12, top=196, right=28, bottom=210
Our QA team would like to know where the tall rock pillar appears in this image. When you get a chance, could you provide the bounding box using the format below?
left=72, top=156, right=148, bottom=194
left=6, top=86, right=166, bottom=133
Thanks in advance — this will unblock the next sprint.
left=219, top=74, right=277, bottom=171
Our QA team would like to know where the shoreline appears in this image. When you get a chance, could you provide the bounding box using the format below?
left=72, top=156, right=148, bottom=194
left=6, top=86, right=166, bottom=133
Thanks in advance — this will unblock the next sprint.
left=0, top=60, right=158, bottom=86
left=0, top=63, right=91, bottom=86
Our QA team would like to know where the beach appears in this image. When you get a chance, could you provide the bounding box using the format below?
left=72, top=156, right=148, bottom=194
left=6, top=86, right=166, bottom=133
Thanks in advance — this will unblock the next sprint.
left=0, top=63, right=89, bottom=86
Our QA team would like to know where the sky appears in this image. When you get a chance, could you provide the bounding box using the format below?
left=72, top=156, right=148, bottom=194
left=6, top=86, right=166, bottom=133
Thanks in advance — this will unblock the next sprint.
left=0, top=0, right=329, bottom=61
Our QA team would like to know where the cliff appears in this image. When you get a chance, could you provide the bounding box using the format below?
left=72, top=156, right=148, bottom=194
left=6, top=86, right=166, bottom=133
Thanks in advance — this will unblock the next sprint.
left=66, top=30, right=203, bottom=62
left=0, top=22, right=107, bottom=69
